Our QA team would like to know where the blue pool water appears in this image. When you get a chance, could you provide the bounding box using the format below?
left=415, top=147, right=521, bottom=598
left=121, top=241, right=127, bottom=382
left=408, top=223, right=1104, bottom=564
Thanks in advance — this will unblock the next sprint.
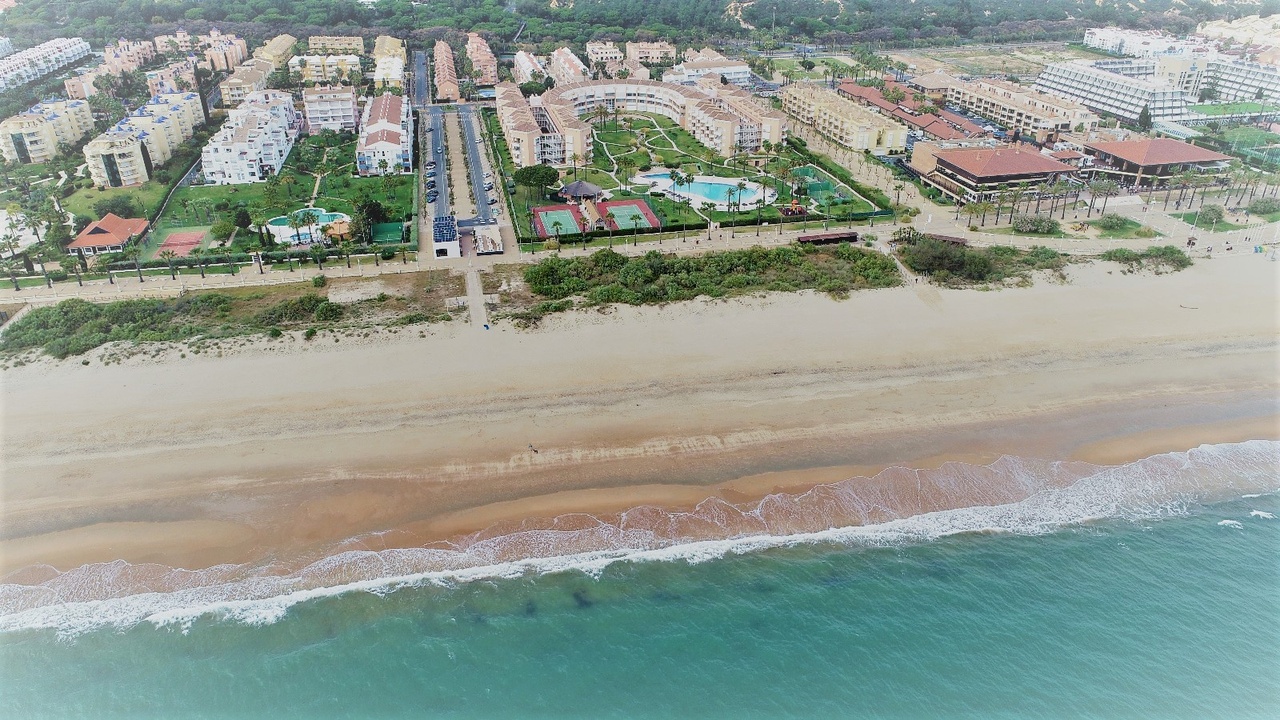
left=645, top=172, right=764, bottom=205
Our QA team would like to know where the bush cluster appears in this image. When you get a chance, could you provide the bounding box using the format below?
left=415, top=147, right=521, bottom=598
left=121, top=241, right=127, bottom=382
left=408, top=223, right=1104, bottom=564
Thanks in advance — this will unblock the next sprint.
left=898, top=235, right=1065, bottom=284
left=1100, top=246, right=1192, bottom=271
left=1247, top=197, right=1280, bottom=215
left=523, top=244, right=900, bottom=307
left=1010, top=214, right=1062, bottom=235
left=1092, top=213, right=1131, bottom=231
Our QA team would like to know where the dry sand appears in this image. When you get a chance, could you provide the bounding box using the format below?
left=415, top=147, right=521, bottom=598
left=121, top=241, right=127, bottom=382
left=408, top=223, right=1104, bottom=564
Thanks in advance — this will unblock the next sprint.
left=1, top=255, right=1277, bottom=576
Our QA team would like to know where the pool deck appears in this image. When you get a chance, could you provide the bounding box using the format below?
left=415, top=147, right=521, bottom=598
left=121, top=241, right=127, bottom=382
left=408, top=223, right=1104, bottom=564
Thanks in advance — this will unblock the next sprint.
left=635, top=173, right=774, bottom=212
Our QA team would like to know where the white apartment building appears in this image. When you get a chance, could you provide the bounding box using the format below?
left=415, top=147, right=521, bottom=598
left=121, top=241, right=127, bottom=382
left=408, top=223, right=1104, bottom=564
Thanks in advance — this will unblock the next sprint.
left=201, top=90, right=301, bottom=185
left=288, top=54, right=362, bottom=84
left=663, top=48, right=752, bottom=86
left=0, top=99, right=94, bottom=164
left=1083, top=28, right=1209, bottom=58
left=585, top=41, right=623, bottom=65
left=374, top=55, right=405, bottom=89
left=0, top=37, right=14, bottom=59
left=304, top=86, right=359, bottom=133
left=1034, top=60, right=1191, bottom=123
left=625, top=41, right=677, bottom=64
left=356, top=93, right=412, bottom=175
left=513, top=51, right=547, bottom=84
left=1205, top=59, right=1280, bottom=103
left=910, top=72, right=1100, bottom=139
left=548, top=47, right=589, bottom=86
left=0, top=37, right=92, bottom=93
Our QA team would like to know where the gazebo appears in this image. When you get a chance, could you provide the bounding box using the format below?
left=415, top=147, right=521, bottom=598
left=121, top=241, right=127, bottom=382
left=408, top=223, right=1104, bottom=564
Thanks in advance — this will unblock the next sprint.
left=558, top=180, right=603, bottom=201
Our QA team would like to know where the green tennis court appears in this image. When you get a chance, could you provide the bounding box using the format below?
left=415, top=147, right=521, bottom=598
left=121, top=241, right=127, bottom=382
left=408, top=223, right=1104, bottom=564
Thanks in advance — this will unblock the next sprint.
left=372, top=222, right=404, bottom=243
left=533, top=206, right=585, bottom=237
left=599, top=201, right=655, bottom=230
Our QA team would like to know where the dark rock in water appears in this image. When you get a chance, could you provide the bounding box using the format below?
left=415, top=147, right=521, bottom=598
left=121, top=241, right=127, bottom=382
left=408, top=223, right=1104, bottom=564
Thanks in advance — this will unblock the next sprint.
left=650, top=590, right=683, bottom=603
left=572, top=590, right=593, bottom=609
left=524, top=600, right=538, bottom=617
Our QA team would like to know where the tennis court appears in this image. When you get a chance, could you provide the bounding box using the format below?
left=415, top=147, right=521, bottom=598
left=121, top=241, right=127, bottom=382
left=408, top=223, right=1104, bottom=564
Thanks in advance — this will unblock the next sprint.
left=372, top=222, right=404, bottom=244
left=532, top=205, right=586, bottom=237
left=598, top=199, right=660, bottom=231
left=156, top=230, right=206, bottom=257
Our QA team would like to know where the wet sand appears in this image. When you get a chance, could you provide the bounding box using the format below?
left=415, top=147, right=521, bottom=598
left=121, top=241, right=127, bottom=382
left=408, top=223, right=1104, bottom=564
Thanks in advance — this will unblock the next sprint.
left=1, top=255, right=1277, bottom=577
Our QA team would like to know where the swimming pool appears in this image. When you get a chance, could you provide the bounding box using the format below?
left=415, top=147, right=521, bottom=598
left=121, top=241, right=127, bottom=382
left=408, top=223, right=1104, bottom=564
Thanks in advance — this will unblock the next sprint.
left=264, top=207, right=351, bottom=245
left=641, top=172, right=769, bottom=209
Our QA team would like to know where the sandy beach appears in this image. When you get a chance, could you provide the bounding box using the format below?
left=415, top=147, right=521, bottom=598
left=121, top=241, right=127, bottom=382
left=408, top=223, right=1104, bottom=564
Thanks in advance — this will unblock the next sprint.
left=1, top=254, right=1277, bottom=579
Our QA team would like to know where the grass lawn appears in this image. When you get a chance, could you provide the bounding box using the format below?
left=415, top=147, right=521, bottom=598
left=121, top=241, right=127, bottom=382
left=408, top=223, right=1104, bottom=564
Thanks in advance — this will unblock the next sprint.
left=1174, top=211, right=1248, bottom=232
left=1192, top=102, right=1280, bottom=116
left=315, top=174, right=414, bottom=220
left=1087, top=217, right=1161, bottom=240
left=62, top=181, right=169, bottom=222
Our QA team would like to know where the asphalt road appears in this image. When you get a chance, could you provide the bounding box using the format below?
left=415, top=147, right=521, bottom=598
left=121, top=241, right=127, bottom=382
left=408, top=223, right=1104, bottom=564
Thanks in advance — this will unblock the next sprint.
left=423, top=106, right=448, bottom=218
left=411, top=51, right=429, bottom=108
left=457, top=105, right=495, bottom=224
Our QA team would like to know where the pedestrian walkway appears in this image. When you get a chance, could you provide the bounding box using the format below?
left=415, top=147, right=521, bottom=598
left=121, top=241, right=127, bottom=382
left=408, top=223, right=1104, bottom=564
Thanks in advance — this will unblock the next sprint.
left=464, top=268, right=490, bottom=329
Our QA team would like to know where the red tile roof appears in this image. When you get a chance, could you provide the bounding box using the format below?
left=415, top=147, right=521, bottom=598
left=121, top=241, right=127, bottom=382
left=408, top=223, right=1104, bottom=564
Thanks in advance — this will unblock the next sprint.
left=1083, top=138, right=1231, bottom=167
left=1050, top=150, right=1084, bottom=160
left=68, top=214, right=149, bottom=250
left=935, top=146, right=1076, bottom=180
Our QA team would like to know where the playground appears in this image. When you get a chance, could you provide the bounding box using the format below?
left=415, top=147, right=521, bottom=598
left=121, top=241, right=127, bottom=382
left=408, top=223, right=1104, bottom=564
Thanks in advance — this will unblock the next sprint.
left=532, top=205, right=586, bottom=238
left=598, top=199, right=660, bottom=232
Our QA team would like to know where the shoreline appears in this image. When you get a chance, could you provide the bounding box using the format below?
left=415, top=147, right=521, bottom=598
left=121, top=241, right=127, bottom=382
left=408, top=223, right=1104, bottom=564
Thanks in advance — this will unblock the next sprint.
left=1, top=256, right=1277, bottom=580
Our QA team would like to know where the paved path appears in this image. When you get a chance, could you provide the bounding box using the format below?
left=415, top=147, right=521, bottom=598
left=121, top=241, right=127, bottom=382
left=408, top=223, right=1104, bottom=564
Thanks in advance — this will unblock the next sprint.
left=464, top=268, right=489, bottom=329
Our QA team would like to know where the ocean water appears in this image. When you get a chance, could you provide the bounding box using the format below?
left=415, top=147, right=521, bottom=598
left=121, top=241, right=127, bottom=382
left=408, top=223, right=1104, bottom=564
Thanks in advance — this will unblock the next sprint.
left=1, top=442, right=1277, bottom=719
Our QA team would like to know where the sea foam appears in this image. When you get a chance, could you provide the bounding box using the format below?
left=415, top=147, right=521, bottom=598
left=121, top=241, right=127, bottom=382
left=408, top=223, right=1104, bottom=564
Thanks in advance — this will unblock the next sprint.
left=1, top=440, right=1276, bottom=638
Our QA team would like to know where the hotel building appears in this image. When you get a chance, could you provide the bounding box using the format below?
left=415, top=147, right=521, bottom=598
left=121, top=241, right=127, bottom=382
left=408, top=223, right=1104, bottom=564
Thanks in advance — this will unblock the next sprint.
left=782, top=84, right=907, bottom=154
left=356, top=93, right=412, bottom=175
left=1034, top=60, right=1192, bottom=123
left=253, top=34, right=297, bottom=70
left=83, top=91, right=204, bottom=187
left=304, top=86, right=359, bottom=133
left=585, top=41, right=624, bottom=66
left=219, top=59, right=274, bottom=107
left=663, top=48, right=751, bottom=86
left=625, top=41, right=677, bottom=64
left=466, top=33, right=498, bottom=86
left=548, top=47, right=589, bottom=86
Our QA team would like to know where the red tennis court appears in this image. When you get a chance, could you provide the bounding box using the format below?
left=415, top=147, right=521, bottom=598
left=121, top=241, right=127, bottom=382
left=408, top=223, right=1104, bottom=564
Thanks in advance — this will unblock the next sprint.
left=157, top=230, right=205, bottom=257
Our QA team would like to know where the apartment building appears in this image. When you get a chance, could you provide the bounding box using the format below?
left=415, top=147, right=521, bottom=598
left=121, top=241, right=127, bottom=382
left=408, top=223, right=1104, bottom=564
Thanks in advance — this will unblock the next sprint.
left=288, top=54, right=361, bottom=84
left=308, top=36, right=365, bottom=55
left=909, top=142, right=1077, bottom=203
left=434, top=41, right=459, bottom=102
left=203, top=31, right=249, bottom=72
left=374, top=55, right=404, bottom=90
left=496, top=77, right=784, bottom=167
left=253, top=34, right=297, bottom=70
left=83, top=91, right=204, bottom=187
left=65, top=39, right=158, bottom=99
left=548, top=47, right=589, bottom=86
left=0, top=37, right=13, bottom=59
left=304, top=86, right=359, bottom=133
left=146, top=57, right=198, bottom=95
left=0, top=99, right=94, bottom=164
left=0, top=37, right=92, bottom=93
left=373, top=35, right=406, bottom=64
left=782, top=84, right=907, bottom=154
left=1206, top=59, right=1280, bottom=103
left=625, top=41, right=677, bottom=64
left=513, top=51, right=547, bottom=84
left=908, top=72, right=1099, bottom=140
left=1034, top=60, right=1191, bottom=123
left=219, top=59, right=274, bottom=107
left=356, top=92, right=412, bottom=175
left=662, top=48, right=751, bottom=86
left=466, top=33, right=498, bottom=86
left=201, top=90, right=300, bottom=185
left=585, top=41, right=623, bottom=65
left=1083, top=28, right=1208, bottom=58
left=604, top=59, right=650, bottom=81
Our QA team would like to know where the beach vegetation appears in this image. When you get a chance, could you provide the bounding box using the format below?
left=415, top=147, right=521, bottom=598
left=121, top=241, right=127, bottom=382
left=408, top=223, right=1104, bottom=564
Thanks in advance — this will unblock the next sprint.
left=1100, top=246, right=1192, bottom=272
left=521, top=244, right=900, bottom=312
left=896, top=233, right=1067, bottom=285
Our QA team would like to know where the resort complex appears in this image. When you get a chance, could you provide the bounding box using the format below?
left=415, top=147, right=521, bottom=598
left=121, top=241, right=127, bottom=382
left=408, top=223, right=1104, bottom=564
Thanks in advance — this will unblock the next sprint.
left=200, top=90, right=301, bottom=185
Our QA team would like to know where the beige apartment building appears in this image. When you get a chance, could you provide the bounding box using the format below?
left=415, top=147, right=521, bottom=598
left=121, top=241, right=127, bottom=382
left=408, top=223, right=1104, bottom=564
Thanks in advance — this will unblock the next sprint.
left=434, top=41, right=459, bottom=102
left=625, top=41, right=677, bottom=64
left=911, top=72, right=1099, bottom=141
left=373, top=35, right=406, bottom=64
left=308, top=36, right=365, bottom=55
left=585, top=41, right=623, bottom=65
left=495, top=77, right=783, bottom=167
left=83, top=91, right=204, bottom=187
left=64, top=39, right=158, bottom=99
left=288, top=54, right=361, bottom=84
left=152, top=28, right=247, bottom=72
left=0, top=99, right=94, bottom=164
left=146, top=58, right=198, bottom=95
left=466, top=33, right=498, bottom=86
left=253, top=34, right=297, bottom=70
left=782, top=84, right=907, bottom=154
left=219, top=59, right=274, bottom=107
left=548, top=47, right=589, bottom=86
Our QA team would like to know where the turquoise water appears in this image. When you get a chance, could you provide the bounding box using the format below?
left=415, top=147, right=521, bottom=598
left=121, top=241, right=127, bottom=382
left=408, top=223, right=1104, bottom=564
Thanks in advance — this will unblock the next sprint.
left=2, top=445, right=1277, bottom=718
left=645, top=172, right=763, bottom=205
left=267, top=208, right=346, bottom=227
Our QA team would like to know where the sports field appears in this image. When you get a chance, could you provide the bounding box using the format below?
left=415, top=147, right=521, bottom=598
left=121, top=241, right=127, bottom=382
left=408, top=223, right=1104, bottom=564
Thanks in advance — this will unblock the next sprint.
left=156, top=231, right=205, bottom=258
left=598, top=199, right=660, bottom=231
left=532, top=205, right=586, bottom=237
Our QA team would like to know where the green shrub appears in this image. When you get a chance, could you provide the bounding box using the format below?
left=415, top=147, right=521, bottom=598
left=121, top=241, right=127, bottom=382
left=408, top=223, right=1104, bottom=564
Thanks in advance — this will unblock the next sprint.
left=389, top=312, right=431, bottom=326
left=304, top=327, right=318, bottom=340
left=1093, top=213, right=1130, bottom=231
left=1101, top=248, right=1141, bottom=264
left=1248, top=197, right=1280, bottom=215
left=312, top=274, right=327, bottom=287
left=1011, top=214, right=1061, bottom=234
left=314, top=301, right=344, bottom=321
left=267, top=327, right=283, bottom=338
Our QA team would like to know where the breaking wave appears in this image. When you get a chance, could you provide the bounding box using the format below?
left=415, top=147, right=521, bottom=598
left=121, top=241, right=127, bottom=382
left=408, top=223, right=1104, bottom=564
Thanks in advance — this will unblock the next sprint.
left=1, top=440, right=1276, bottom=638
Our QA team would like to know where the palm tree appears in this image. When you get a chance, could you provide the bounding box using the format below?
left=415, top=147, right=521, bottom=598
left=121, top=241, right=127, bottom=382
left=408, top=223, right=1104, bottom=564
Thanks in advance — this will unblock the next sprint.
left=340, top=240, right=355, bottom=268
left=287, top=212, right=304, bottom=244
left=551, top=220, right=563, bottom=245
left=569, top=153, right=581, bottom=181
left=755, top=197, right=765, bottom=236
left=159, top=249, right=178, bottom=279
left=191, top=247, right=207, bottom=278
left=249, top=206, right=271, bottom=246
left=280, top=173, right=297, bottom=198
left=127, top=245, right=145, bottom=282
left=298, top=209, right=319, bottom=243
left=963, top=202, right=984, bottom=228
left=701, top=201, right=716, bottom=240
left=604, top=211, right=616, bottom=245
